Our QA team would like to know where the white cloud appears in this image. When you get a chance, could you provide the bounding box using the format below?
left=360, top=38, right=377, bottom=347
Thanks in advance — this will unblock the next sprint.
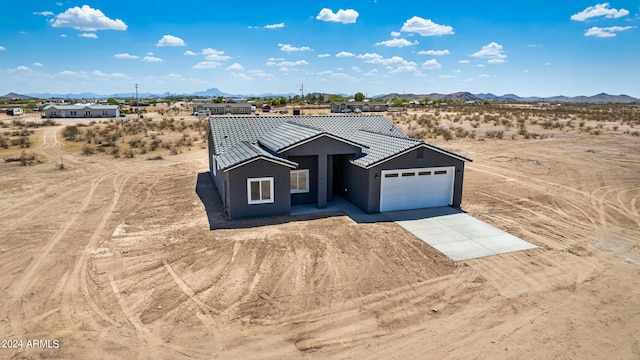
left=248, top=69, right=274, bottom=78
left=318, top=53, right=331, bottom=58
left=202, top=48, right=231, bottom=60
left=226, top=63, right=244, bottom=71
left=584, top=25, right=635, bottom=37
left=157, top=35, right=185, bottom=46
left=279, top=43, right=312, bottom=52
left=477, top=64, right=485, bottom=68
left=544, top=62, right=551, bottom=66
left=479, top=74, right=491, bottom=78
left=33, top=11, right=54, bottom=16
left=91, top=70, right=130, bottom=80
left=231, top=72, right=251, bottom=80
left=472, top=42, right=507, bottom=63
left=0, top=46, right=5, bottom=51
left=60, top=34, right=67, bottom=38
left=453, top=69, right=461, bottom=73
left=458, top=59, right=470, bottom=64
left=390, top=31, right=401, bottom=37
left=418, top=49, right=450, bottom=56
left=352, top=66, right=361, bottom=72
left=357, top=53, right=422, bottom=75
left=375, top=38, right=418, bottom=47
left=316, top=8, right=359, bottom=24
left=264, top=23, right=284, bottom=29
left=33, top=62, right=44, bottom=67
left=114, top=53, right=139, bottom=59
left=184, top=50, right=197, bottom=56
left=571, top=3, right=629, bottom=21
left=15, top=66, right=31, bottom=71
left=79, top=33, right=98, bottom=38
left=193, top=61, right=221, bottom=69
left=439, top=75, right=456, bottom=79
left=49, top=5, right=127, bottom=31
left=400, top=16, right=454, bottom=36
left=421, top=59, right=442, bottom=70
left=336, top=51, right=355, bottom=57
left=142, top=56, right=163, bottom=63
left=267, top=60, right=309, bottom=67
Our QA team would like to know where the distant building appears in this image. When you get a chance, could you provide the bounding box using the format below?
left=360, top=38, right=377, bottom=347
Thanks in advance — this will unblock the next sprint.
left=330, top=101, right=387, bottom=113
left=193, top=102, right=252, bottom=115
left=43, top=104, right=119, bottom=118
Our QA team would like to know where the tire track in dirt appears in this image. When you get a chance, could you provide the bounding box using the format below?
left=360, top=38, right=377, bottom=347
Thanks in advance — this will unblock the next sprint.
left=61, top=170, right=139, bottom=331
left=7, top=172, right=111, bottom=336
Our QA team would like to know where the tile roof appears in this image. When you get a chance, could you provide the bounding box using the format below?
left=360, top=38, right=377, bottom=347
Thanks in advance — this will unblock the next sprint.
left=209, top=114, right=470, bottom=171
left=258, top=122, right=324, bottom=153
left=216, top=141, right=297, bottom=170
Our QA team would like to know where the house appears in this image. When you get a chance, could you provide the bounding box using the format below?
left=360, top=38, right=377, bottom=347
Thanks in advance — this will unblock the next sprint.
left=208, top=115, right=472, bottom=219
left=43, top=104, right=119, bottom=118
left=330, top=101, right=387, bottom=113
left=193, top=102, right=252, bottom=115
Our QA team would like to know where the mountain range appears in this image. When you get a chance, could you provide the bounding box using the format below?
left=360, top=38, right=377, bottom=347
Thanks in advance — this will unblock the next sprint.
left=2, top=89, right=638, bottom=104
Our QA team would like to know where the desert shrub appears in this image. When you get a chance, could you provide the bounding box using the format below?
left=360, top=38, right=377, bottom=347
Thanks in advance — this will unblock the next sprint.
left=146, top=155, right=163, bottom=161
left=124, top=149, right=135, bottom=158
left=0, top=136, right=8, bottom=149
left=11, top=136, right=32, bottom=148
left=4, top=151, right=40, bottom=166
left=485, top=130, right=504, bottom=139
left=62, top=125, right=79, bottom=140
left=81, top=144, right=95, bottom=155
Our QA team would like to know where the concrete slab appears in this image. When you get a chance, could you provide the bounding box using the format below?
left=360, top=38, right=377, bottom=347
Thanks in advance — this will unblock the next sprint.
left=389, top=206, right=536, bottom=261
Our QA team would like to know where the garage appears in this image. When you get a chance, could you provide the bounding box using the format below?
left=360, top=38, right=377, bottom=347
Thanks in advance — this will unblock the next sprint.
left=380, top=166, right=455, bottom=212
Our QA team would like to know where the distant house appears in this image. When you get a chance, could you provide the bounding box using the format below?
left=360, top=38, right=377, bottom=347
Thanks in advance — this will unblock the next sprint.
left=193, top=102, right=252, bottom=115
left=43, top=104, right=119, bottom=118
left=208, top=115, right=471, bottom=219
left=330, top=101, right=387, bottom=113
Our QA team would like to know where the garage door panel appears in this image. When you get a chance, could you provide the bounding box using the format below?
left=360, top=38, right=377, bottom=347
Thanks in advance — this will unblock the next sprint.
left=380, top=167, right=454, bottom=212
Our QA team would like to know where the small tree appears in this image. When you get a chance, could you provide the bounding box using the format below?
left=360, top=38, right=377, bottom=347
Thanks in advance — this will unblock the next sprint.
left=354, top=92, right=365, bottom=102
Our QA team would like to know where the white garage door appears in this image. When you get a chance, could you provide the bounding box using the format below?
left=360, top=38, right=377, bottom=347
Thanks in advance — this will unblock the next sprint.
left=380, top=166, right=455, bottom=212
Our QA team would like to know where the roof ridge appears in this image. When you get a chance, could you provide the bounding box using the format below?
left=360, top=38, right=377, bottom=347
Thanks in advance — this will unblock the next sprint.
left=356, top=128, right=414, bottom=140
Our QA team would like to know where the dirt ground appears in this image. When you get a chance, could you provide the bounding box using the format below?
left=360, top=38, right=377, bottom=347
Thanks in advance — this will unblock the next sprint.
left=0, top=109, right=639, bottom=359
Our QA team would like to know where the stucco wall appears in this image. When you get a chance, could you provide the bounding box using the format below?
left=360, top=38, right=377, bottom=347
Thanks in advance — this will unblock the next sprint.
left=225, top=159, right=291, bottom=219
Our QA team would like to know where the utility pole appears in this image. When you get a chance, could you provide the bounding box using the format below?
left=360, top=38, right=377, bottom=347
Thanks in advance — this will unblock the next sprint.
left=135, top=83, right=139, bottom=120
left=299, top=84, right=304, bottom=115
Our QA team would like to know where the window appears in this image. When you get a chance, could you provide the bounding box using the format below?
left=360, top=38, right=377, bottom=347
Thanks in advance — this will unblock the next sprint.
left=418, top=171, right=431, bottom=176
left=402, top=172, right=415, bottom=177
left=85, top=111, right=91, bottom=116
left=70, top=111, right=77, bottom=116
left=102, top=110, right=108, bottom=116
left=434, top=170, right=448, bottom=175
left=384, top=173, right=399, bottom=178
left=247, top=177, right=274, bottom=204
left=290, top=169, right=309, bottom=193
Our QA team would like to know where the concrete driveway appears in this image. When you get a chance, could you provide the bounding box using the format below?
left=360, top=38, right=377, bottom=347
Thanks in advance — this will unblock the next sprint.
left=384, top=207, right=536, bottom=261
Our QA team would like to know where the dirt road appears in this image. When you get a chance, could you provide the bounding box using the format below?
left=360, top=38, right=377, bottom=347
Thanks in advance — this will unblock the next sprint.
left=0, top=122, right=639, bottom=359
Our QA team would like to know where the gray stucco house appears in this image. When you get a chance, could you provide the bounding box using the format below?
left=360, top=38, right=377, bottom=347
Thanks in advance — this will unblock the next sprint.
left=208, top=115, right=471, bottom=219
left=43, top=104, right=119, bottom=118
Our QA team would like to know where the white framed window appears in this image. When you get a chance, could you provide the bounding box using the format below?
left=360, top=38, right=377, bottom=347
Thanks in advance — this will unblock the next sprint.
left=247, top=177, right=274, bottom=204
left=290, top=169, right=309, bottom=193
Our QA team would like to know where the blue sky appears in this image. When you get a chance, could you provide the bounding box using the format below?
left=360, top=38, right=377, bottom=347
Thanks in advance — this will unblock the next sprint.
left=0, top=1, right=638, bottom=97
